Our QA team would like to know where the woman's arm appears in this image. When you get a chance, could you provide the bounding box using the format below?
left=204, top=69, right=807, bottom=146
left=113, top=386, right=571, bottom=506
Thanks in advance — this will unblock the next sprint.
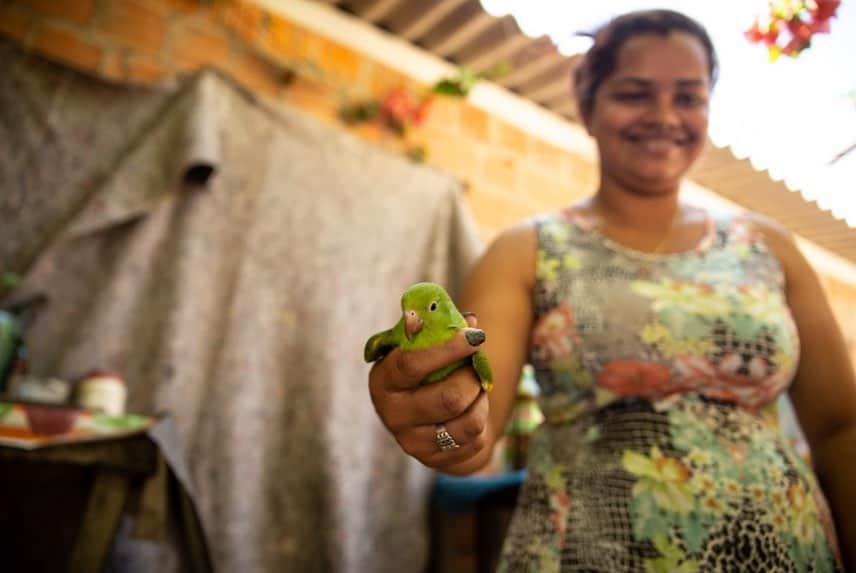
left=442, top=222, right=537, bottom=474
left=754, top=214, right=856, bottom=568
left=368, top=222, right=537, bottom=475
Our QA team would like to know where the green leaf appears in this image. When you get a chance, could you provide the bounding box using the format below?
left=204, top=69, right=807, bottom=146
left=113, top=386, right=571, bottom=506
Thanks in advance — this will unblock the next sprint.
left=670, top=425, right=715, bottom=453
left=644, top=559, right=674, bottom=573
left=680, top=314, right=715, bottom=340
left=543, top=465, right=566, bottom=491
left=790, top=541, right=811, bottom=573
left=1, top=272, right=21, bottom=290
left=645, top=533, right=698, bottom=573
left=722, top=313, right=763, bottom=340
left=583, top=425, right=601, bottom=444
left=481, top=60, right=513, bottom=82
left=678, top=512, right=708, bottom=554
left=338, top=101, right=380, bottom=124
left=0, top=402, right=11, bottom=420
left=92, top=414, right=149, bottom=429
left=622, top=450, right=659, bottom=478
left=659, top=308, right=690, bottom=338
left=406, top=145, right=427, bottom=163
left=431, top=67, right=480, bottom=97
left=654, top=482, right=695, bottom=515
left=631, top=494, right=672, bottom=541
left=651, top=533, right=673, bottom=556
left=431, top=79, right=467, bottom=97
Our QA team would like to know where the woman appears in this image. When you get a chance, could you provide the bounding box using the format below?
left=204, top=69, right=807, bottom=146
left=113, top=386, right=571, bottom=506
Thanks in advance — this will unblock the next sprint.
left=369, top=10, right=855, bottom=571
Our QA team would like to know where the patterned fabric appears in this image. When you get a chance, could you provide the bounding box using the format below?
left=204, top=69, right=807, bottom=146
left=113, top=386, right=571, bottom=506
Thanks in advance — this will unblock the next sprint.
left=2, top=41, right=483, bottom=573
left=497, top=208, right=843, bottom=572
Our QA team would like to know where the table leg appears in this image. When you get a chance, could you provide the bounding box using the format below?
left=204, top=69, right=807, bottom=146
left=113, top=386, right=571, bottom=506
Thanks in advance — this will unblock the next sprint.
left=69, top=470, right=129, bottom=573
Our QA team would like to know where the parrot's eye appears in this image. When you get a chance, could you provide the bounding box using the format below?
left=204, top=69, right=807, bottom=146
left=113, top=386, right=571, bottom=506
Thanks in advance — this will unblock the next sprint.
left=429, top=301, right=438, bottom=312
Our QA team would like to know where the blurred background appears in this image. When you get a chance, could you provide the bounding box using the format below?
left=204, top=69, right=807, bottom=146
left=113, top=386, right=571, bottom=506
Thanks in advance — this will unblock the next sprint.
left=0, top=1, right=853, bottom=572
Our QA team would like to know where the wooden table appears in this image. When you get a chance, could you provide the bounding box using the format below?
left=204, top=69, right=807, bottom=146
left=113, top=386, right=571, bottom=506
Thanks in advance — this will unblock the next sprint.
left=0, top=430, right=212, bottom=573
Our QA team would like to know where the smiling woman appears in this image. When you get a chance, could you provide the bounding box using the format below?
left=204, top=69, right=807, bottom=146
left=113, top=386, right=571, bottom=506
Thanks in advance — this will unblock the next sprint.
left=572, top=12, right=718, bottom=255
left=369, top=8, right=856, bottom=572
left=583, top=33, right=710, bottom=199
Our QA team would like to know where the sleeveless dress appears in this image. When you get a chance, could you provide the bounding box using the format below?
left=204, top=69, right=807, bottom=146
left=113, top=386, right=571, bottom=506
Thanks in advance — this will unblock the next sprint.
left=496, top=208, right=843, bottom=572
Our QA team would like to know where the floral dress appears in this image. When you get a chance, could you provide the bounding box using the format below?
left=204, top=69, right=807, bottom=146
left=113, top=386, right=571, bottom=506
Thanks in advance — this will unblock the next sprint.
left=496, top=208, right=843, bottom=572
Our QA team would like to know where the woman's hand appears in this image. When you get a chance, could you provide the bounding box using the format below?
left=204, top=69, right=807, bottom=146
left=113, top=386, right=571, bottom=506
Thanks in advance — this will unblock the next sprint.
left=368, top=316, right=492, bottom=472
left=369, top=223, right=538, bottom=474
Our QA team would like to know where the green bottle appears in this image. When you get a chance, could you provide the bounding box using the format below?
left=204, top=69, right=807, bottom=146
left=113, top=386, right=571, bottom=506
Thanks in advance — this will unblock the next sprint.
left=0, top=311, right=22, bottom=394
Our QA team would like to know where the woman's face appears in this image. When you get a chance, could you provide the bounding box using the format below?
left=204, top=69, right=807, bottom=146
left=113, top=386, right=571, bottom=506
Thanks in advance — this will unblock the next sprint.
left=584, top=32, right=711, bottom=195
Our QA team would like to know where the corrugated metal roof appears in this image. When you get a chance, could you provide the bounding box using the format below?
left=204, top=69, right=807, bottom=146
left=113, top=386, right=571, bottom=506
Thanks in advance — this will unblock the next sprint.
left=318, top=0, right=856, bottom=264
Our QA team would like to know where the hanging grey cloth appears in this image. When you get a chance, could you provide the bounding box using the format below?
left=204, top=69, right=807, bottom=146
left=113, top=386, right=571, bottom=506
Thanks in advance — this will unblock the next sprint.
left=2, top=39, right=483, bottom=573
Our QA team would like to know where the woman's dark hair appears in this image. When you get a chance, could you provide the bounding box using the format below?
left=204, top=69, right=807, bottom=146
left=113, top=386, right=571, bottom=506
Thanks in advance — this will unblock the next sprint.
left=572, top=9, right=719, bottom=119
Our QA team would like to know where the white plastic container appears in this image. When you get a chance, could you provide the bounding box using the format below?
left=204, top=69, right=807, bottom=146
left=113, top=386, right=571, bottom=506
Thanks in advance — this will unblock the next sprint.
left=76, top=371, right=127, bottom=416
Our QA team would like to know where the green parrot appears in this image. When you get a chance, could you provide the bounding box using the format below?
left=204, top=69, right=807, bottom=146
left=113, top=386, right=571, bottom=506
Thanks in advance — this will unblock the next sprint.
left=364, top=282, right=493, bottom=392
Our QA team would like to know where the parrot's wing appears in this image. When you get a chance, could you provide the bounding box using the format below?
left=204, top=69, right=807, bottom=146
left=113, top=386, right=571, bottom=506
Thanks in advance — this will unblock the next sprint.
left=364, top=328, right=398, bottom=363
left=471, top=350, right=494, bottom=392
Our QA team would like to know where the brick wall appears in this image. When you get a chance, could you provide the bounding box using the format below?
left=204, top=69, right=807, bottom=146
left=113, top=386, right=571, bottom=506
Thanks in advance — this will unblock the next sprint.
left=1, top=0, right=854, bottom=360
left=0, top=0, right=292, bottom=93
left=0, top=0, right=595, bottom=240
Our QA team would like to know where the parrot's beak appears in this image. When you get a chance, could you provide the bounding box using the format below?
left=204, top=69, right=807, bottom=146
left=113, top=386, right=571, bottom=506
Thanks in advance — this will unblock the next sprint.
left=404, top=310, right=423, bottom=340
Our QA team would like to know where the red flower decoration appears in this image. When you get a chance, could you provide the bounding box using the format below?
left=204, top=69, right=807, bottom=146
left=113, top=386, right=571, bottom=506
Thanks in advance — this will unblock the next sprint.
left=597, top=360, right=674, bottom=399
left=411, top=95, right=434, bottom=126
left=745, top=0, right=841, bottom=59
left=787, top=18, right=813, bottom=41
left=810, top=0, right=842, bottom=21
left=380, top=87, right=413, bottom=123
left=338, top=68, right=485, bottom=162
left=745, top=18, right=782, bottom=46
left=549, top=489, right=571, bottom=548
left=532, top=304, right=577, bottom=361
left=377, top=86, right=435, bottom=132
left=673, top=353, right=789, bottom=410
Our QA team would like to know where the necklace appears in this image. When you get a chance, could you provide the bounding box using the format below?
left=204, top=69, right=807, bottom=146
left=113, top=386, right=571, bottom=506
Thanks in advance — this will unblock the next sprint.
left=591, top=202, right=683, bottom=256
